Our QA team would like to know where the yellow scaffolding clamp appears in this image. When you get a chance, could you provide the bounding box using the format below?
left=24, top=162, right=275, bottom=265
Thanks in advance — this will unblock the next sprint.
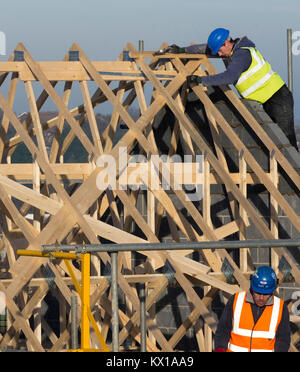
left=17, top=249, right=110, bottom=352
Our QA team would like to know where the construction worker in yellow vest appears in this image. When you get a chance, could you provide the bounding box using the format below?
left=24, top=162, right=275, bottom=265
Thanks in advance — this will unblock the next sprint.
left=213, top=266, right=291, bottom=352
left=163, top=28, right=298, bottom=151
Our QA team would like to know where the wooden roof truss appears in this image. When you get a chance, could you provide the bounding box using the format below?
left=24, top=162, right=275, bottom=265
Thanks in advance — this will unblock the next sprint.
left=0, top=42, right=298, bottom=351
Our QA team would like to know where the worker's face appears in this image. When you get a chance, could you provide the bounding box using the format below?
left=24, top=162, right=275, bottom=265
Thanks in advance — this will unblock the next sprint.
left=217, top=40, right=233, bottom=57
left=252, top=291, right=273, bottom=307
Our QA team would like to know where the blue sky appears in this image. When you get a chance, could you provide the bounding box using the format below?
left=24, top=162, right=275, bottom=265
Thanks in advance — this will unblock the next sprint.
left=1, top=0, right=300, bottom=119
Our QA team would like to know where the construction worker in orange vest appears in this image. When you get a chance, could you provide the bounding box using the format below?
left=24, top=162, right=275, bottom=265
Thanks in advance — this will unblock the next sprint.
left=214, top=266, right=291, bottom=352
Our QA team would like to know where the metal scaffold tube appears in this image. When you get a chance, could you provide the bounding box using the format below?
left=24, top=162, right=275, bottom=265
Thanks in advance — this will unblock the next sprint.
left=42, top=239, right=300, bottom=254
left=71, top=295, right=78, bottom=350
left=111, top=252, right=119, bottom=352
left=287, top=28, right=293, bottom=93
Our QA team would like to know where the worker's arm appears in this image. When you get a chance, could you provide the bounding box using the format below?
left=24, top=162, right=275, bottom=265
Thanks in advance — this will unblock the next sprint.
left=184, top=47, right=252, bottom=88
left=275, top=302, right=291, bottom=352
left=201, top=48, right=252, bottom=87
left=214, top=294, right=235, bottom=351
left=185, top=43, right=212, bottom=54
left=161, top=43, right=212, bottom=55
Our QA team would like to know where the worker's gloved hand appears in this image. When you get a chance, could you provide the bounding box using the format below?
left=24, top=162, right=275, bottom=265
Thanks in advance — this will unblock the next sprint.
left=214, top=348, right=226, bottom=352
left=186, top=75, right=202, bottom=86
left=163, top=44, right=185, bottom=54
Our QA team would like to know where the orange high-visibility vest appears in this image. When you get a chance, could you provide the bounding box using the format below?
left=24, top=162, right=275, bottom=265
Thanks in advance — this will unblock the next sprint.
left=227, top=291, right=284, bottom=352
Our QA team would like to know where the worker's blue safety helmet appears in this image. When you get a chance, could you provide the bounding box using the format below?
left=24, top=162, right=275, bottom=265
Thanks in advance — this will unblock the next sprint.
left=250, top=266, right=278, bottom=294
left=207, top=28, right=230, bottom=55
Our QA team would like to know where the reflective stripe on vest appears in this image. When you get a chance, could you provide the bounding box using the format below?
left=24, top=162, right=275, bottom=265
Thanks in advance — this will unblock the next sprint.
left=235, top=47, right=284, bottom=104
left=227, top=291, right=284, bottom=352
left=228, top=344, right=274, bottom=353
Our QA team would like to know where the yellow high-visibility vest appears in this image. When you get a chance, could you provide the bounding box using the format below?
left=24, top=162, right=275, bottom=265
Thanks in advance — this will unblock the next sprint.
left=235, top=47, right=285, bottom=104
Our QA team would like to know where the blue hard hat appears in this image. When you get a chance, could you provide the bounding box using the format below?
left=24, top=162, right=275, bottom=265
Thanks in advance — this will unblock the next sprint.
left=207, top=28, right=230, bottom=55
left=251, top=266, right=278, bottom=294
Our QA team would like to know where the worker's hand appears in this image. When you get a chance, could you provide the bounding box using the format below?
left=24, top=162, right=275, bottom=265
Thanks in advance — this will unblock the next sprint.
left=214, top=347, right=226, bottom=352
left=163, top=44, right=185, bottom=54
left=186, top=75, right=202, bottom=86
